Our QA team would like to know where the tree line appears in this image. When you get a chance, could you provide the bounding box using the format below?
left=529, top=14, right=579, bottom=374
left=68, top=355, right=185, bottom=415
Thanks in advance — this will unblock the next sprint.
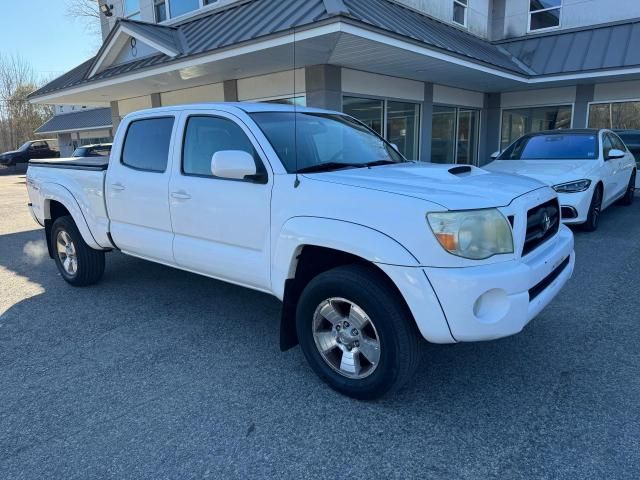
left=0, top=54, right=54, bottom=153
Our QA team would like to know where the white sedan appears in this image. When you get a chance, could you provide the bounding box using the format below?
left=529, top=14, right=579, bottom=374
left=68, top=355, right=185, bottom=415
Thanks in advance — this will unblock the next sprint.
left=485, top=129, right=637, bottom=231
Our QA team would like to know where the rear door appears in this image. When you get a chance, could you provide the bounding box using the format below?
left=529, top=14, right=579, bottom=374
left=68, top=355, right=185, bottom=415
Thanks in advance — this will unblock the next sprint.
left=168, top=109, right=272, bottom=291
left=105, top=115, right=177, bottom=263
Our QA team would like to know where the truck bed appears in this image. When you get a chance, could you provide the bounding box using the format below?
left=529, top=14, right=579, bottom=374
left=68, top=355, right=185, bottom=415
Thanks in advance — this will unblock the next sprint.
left=28, top=157, right=109, bottom=171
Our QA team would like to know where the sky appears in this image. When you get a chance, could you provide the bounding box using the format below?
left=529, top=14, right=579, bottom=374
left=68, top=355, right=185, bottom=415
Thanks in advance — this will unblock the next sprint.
left=0, top=0, right=101, bottom=81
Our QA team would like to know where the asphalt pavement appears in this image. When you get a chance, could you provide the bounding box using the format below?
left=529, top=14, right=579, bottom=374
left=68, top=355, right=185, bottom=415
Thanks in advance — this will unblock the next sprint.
left=0, top=171, right=638, bottom=479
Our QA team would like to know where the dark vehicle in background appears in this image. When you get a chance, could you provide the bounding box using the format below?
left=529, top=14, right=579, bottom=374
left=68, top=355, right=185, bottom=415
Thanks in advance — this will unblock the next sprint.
left=614, top=130, right=640, bottom=187
left=72, top=143, right=112, bottom=158
left=0, top=140, right=60, bottom=166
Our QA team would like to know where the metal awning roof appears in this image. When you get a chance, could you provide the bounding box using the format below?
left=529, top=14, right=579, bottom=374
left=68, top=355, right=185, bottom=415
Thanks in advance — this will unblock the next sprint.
left=29, top=0, right=529, bottom=101
left=35, top=108, right=112, bottom=134
left=498, top=18, right=640, bottom=77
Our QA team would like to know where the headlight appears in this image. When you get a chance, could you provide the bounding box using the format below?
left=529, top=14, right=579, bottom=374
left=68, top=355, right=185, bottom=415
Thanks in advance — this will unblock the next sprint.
left=553, top=179, right=591, bottom=193
left=427, top=209, right=514, bottom=260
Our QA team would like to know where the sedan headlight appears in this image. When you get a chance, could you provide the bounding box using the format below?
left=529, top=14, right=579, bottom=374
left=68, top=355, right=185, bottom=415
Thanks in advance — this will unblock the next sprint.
left=427, top=209, right=514, bottom=260
left=553, top=179, right=591, bottom=193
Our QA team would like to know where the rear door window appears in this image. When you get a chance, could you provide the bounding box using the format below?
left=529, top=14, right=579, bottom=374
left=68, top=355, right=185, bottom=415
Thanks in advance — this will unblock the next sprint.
left=121, top=117, right=175, bottom=172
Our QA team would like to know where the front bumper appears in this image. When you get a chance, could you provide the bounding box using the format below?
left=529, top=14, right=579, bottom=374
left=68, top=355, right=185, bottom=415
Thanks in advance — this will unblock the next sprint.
left=379, top=226, right=574, bottom=344
left=557, top=189, right=593, bottom=224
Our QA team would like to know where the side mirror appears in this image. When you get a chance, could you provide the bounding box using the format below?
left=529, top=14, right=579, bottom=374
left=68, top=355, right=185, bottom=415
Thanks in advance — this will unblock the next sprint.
left=607, top=149, right=626, bottom=160
left=490, top=151, right=501, bottom=160
left=211, top=150, right=258, bottom=181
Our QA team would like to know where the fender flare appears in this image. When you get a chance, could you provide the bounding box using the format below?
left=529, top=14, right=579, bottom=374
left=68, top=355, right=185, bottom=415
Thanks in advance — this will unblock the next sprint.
left=271, top=216, right=419, bottom=300
left=41, top=182, right=103, bottom=250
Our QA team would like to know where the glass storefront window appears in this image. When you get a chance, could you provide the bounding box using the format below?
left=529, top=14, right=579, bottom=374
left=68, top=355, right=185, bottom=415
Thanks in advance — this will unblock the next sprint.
left=501, top=105, right=572, bottom=149
left=387, top=102, right=420, bottom=160
left=343, top=97, right=384, bottom=135
left=588, top=101, right=640, bottom=130
left=431, top=106, right=479, bottom=165
left=343, top=97, right=420, bottom=159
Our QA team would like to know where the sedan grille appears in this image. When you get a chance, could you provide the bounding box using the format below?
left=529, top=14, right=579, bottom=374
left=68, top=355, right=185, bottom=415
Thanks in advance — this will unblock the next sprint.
left=523, top=199, right=560, bottom=256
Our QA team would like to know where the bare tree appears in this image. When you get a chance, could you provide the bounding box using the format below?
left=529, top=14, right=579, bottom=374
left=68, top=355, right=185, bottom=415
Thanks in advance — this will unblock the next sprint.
left=66, top=0, right=103, bottom=39
left=66, top=0, right=101, bottom=20
left=0, top=54, right=53, bottom=153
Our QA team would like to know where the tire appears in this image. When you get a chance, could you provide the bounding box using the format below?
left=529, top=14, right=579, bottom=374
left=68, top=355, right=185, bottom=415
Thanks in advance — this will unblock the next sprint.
left=619, top=170, right=636, bottom=206
left=583, top=185, right=603, bottom=232
left=296, top=264, right=421, bottom=400
left=51, top=216, right=105, bottom=286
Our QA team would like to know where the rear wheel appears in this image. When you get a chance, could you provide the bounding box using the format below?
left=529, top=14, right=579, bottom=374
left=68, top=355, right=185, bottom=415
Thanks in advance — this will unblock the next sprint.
left=583, top=185, right=603, bottom=232
left=619, top=170, right=636, bottom=206
left=51, top=216, right=105, bottom=286
left=296, top=265, right=421, bottom=400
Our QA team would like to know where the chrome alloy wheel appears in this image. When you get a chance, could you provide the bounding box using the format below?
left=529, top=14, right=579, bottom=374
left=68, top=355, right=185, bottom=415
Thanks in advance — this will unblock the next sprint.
left=56, top=230, right=78, bottom=276
left=312, top=298, right=381, bottom=380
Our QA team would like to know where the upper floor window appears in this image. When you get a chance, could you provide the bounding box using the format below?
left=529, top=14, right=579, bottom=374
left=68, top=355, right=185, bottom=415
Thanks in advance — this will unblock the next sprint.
left=452, top=0, right=467, bottom=27
left=123, top=0, right=141, bottom=19
left=529, top=0, right=562, bottom=32
left=154, top=0, right=219, bottom=22
left=154, top=0, right=167, bottom=22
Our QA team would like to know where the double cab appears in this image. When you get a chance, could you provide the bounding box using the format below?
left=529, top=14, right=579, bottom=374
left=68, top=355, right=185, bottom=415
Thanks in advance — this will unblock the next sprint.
left=26, top=103, right=575, bottom=399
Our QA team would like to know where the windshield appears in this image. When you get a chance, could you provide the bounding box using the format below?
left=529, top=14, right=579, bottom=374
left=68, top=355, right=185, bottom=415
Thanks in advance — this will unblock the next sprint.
left=499, top=134, right=598, bottom=160
left=250, top=112, right=406, bottom=173
left=18, top=142, right=31, bottom=151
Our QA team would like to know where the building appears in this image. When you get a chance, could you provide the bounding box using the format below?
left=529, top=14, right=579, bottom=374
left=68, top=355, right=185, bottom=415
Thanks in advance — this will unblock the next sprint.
left=28, top=0, right=640, bottom=169
left=35, top=105, right=113, bottom=157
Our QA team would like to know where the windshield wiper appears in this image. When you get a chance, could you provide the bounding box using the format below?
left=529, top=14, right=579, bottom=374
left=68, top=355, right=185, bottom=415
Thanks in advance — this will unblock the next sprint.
left=296, top=162, right=360, bottom=174
left=361, top=160, right=398, bottom=168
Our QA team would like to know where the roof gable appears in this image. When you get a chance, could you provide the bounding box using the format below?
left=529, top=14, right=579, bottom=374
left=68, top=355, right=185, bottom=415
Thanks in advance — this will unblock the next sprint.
left=89, top=20, right=183, bottom=77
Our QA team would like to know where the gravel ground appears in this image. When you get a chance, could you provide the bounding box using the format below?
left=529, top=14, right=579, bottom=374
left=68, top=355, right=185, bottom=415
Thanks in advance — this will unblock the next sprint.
left=0, top=171, right=638, bottom=479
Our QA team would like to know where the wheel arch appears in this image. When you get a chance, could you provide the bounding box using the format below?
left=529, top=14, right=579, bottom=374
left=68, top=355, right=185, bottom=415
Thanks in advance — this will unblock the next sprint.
left=41, top=184, right=102, bottom=255
left=274, top=217, right=420, bottom=351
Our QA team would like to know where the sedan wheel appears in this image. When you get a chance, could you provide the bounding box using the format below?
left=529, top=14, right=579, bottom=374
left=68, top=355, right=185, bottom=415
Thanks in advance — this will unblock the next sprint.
left=584, top=186, right=602, bottom=232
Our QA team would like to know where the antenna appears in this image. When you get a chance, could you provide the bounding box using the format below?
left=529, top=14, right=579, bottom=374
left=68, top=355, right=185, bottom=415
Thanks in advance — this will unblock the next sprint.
left=293, top=27, right=300, bottom=188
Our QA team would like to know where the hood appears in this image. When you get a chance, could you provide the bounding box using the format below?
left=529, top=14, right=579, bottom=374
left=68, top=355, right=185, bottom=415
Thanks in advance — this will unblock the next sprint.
left=484, top=159, right=598, bottom=186
left=304, top=163, right=546, bottom=210
left=0, top=150, right=20, bottom=157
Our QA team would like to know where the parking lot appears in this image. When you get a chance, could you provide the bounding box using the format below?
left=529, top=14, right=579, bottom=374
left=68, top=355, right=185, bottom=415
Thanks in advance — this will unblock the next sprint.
left=0, top=169, right=638, bottom=479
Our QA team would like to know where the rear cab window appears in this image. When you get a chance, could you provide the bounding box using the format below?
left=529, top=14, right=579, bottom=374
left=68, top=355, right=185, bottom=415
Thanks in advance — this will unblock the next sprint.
left=121, top=117, right=175, bottom=172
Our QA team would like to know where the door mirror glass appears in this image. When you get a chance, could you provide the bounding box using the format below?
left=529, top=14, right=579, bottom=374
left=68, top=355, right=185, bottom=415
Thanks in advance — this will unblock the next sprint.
left=211, top=150, right=257, bottom=180
left=490, top=150, right=501, bottom=160
left=607, top=148, right=626, bottom=160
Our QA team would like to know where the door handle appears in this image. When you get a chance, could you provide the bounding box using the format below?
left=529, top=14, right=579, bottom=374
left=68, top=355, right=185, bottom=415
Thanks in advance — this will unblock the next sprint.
left=111, top=183, right=126, bottom=191
left=171, top=191, right=192, bottom=200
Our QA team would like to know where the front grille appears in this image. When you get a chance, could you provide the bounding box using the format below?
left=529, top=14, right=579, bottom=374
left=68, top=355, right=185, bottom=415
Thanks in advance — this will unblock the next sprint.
left=523, top=199, right=560, bottom=256
left=529, top=257, right=570, bottom=301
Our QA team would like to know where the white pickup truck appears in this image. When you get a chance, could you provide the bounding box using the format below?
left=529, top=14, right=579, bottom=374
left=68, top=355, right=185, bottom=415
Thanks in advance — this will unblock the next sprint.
left=26, top=103, right=575, bottom=399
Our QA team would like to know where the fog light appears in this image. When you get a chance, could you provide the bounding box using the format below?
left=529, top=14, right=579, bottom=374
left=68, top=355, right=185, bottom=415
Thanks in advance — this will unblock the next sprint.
left=473, top=289, right=510, bottom=324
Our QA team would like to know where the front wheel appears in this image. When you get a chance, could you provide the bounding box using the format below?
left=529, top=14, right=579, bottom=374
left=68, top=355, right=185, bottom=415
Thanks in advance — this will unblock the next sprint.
left=619, top=171, right=636, bottom=206
left=583, top=186, right=603, bottom=232
left=51, top=216, right=105, bottom=286
left=296, top=265, right=421, bottom=400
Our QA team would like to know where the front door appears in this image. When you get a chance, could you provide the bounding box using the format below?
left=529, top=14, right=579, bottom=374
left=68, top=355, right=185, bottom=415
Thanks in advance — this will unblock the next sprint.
left=168, top=110, right=272, bottom=291
left=106, top=115, right=177, bottom=263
